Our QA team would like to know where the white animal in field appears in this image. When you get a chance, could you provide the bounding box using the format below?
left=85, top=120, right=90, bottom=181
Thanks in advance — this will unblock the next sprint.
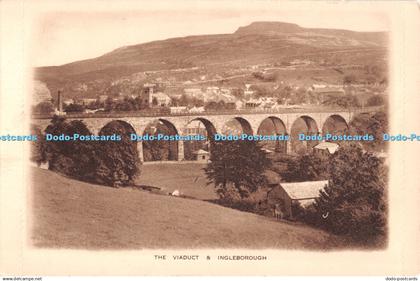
left=273, top=203, right=284, bottom=220
left=171, top=190, right=180, bottom=197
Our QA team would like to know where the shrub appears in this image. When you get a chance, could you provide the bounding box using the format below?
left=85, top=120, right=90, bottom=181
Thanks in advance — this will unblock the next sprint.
left=312, top=143, right=387, bottom=243
left=30, top=125, right=47, bottom=166
left=282, top=153, right=329, bottom=182
left=349, top=111, right=388, bottom=152
left=33, top=101, right=55, bottom=114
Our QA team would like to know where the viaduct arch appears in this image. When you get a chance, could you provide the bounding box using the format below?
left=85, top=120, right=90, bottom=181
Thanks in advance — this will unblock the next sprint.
left=31, top=107, right=380, bottom=162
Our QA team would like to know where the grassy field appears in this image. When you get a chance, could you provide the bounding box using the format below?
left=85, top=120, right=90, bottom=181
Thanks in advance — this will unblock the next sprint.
left=31, top=167, right=342, bottom=250
left=136, top=163, right=218, bottom=200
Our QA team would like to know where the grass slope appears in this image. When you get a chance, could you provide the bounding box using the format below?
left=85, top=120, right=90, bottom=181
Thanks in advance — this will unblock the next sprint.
left=31, top=167, right=341, bottom=250
left=136, top=163, right=217, bottom=200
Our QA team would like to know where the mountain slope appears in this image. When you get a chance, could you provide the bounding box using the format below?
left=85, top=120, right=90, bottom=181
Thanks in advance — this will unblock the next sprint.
left=34, top=21, right=388, bottom=99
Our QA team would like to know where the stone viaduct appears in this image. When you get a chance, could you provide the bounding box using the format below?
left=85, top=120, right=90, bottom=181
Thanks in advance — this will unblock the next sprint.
left=31, top=106, right=382, bottom=162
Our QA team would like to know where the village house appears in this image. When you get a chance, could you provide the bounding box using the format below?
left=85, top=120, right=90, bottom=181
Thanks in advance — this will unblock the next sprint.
left=220, top=88, right=231, bottom=95
left=245, top=98, right=261, bottom=109
left=219, top=93, right=236, bottom=104
left=244, top=84, right=254, bottom=98
left=169, top=106, right=187, bottom=114
left=206, top=86, right=219, bottom=93
left=81, top=98, right=97, bottom=106
left=184, top=88, right=205, bottom=100
left=235, top=100, right=244, bottom=109
left=183, top=126, right=207, bottom=136
left=259, top=97, right=276, bottom=109
left=310, top=85, right=345, bottom=103
left=63, top=99, right=74, bottom=106
left=152, top=92, right=172, bottom=107
left=188, top=106, right=205, bottom=113
left=193, top=149, right=210, bottom=162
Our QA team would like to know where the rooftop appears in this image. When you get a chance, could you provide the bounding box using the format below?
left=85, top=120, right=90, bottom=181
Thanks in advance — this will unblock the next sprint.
left=281, top=180, right=328, bottom=200
left=314, top=142, right=339, bottom=154
left=193, top=149, right=209, bottom=155
left=312, top=87, right=345, bottom=94
left=152, top=92, right=171, bottom=99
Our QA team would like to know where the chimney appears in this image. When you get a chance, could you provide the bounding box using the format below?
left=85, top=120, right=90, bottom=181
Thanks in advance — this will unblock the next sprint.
left=57, top=90, right=63, bottom=112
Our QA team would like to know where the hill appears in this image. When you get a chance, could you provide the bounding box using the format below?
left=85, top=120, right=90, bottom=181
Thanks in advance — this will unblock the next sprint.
left=34, top=21, right=388, bottom=100
left=31, top=167, right=341, bottom=249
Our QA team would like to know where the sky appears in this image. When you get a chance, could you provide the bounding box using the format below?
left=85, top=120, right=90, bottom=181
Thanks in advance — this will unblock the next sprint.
left=32, top=4, right=389, bottom=67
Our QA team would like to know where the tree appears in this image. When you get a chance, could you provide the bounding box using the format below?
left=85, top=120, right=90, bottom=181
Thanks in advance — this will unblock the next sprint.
left=30, top=125, right=47, bottom=166
left=366, top=95, right=385, bottom=107
left=289, top=87, right=308, bottom=105
left=350, top=111, right=388, bottom=152
left=95, top=121, right=141, bottom=186
left=313, top=143, right=387, bottom=242
left=44, top=116, right=96, bottom=177
left=175, top=94, right=190, bottom=106
left=204, top=101, right=219, bottom=111
left=283, top=153, right=329, bottom=182
left=252, top=84, right=274, bottom=98
left=231, top=88, right=244, bottom=99
left=143, top=122, right=176, bottom=161
left=64, top=103, right=85, bottom=113
left=343, top=74, right=356, bottom=85
left=152, top=97, right=158, bottom=107
left=87, top=99, right=104, bottom=110
left=204, top=100, right=231, bottom=111
left=252, top=71, right=265, bottom=81
left=33, top=101, right=55, bottom=114
left=204, top=141, right=271, bottom=199
left=104, top=97, right=115, bottom=112
left=322, top=95, right=359, bottom=109
left=274, top=85, right=293, bottom=101
left=43, top=116, right=141, bottom=187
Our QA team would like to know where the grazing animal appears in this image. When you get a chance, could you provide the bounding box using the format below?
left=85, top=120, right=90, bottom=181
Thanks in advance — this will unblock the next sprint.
left=273, top=203, right=284, bottom=220
left=171, top=190, right=180, bottom=196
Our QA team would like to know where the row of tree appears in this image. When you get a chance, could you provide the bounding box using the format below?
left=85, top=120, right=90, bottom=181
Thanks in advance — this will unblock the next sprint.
left=31, top=116, right=141, bottom=187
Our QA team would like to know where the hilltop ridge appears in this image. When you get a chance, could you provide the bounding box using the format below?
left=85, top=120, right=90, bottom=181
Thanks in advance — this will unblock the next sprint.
left=34, top=21, right=388, bottom=100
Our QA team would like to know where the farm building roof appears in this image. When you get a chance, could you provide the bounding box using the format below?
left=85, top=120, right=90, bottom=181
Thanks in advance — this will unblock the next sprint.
left=280, top=180, right=328, bottom=200
left=193, top=149, right=209, bottom=155
left=314, top=142, right=339, bottom=154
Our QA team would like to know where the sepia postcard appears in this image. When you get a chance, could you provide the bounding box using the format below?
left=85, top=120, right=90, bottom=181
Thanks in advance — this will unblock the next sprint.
left=0, top=0, right=419, bottom=277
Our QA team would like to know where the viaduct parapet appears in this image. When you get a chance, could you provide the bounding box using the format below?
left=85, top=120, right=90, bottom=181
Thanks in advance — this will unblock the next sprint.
left=31, top=106, right=383, bottom=162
